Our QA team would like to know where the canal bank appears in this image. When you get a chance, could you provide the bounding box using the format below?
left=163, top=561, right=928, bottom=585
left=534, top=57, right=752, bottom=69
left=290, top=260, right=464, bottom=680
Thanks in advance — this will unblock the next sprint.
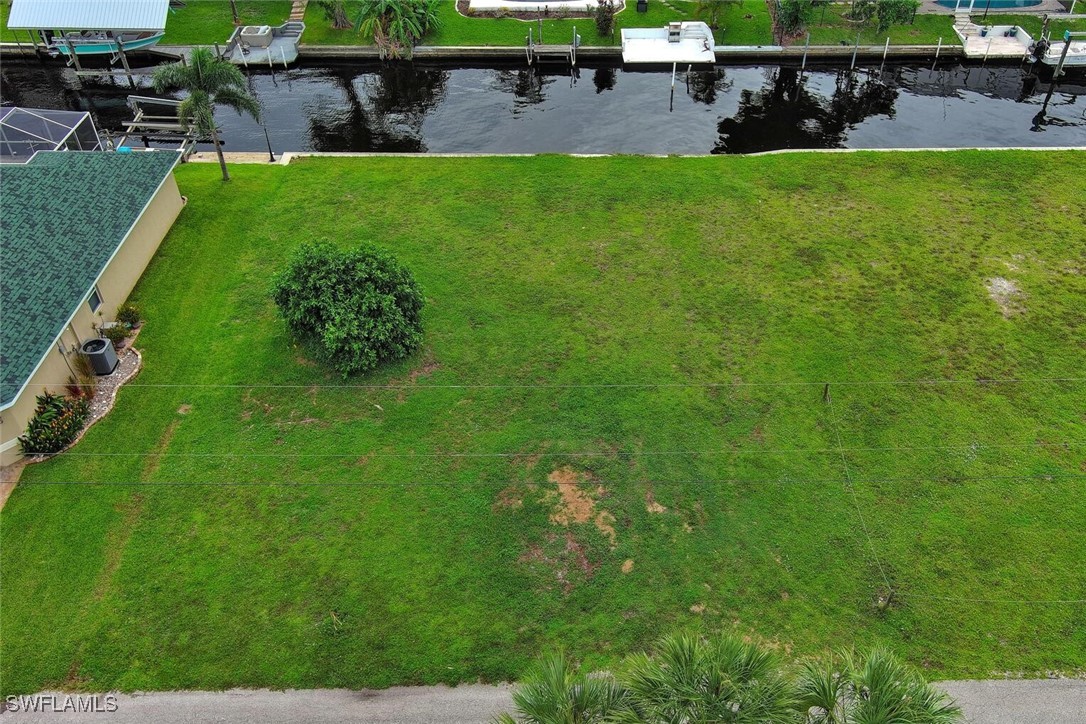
left=1, top=40, right=966, bottom=62
left=2, top=57, right=1082, bottom=155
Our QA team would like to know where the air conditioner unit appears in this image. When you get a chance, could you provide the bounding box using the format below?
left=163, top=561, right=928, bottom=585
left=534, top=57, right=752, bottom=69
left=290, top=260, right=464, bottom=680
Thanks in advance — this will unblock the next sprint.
left=80, top=338, right=119, bottom=375
left=667, top=22, right=682, bottom=43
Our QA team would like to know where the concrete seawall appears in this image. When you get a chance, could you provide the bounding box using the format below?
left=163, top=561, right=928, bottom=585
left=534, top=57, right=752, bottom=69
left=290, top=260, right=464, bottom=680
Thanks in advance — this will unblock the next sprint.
left=0, top=41, right=966, bottom=63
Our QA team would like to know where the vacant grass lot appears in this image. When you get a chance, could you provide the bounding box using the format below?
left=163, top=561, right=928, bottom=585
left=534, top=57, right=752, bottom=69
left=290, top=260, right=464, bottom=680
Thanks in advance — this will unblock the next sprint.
left=802, top=6, right=960, bottom=46
left=2, top=153, right=1084, bottom=695
left=302, top=0, right=773, bottom=47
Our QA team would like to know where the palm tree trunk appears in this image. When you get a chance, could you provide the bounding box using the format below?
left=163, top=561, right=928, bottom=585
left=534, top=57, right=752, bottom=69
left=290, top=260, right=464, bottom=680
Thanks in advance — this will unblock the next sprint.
left=212, top=128, right=230, bottom=182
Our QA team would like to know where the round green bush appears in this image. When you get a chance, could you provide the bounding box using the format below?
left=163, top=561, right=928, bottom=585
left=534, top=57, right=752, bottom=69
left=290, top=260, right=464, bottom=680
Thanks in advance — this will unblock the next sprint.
left=271, top=241, right=425, bottom=377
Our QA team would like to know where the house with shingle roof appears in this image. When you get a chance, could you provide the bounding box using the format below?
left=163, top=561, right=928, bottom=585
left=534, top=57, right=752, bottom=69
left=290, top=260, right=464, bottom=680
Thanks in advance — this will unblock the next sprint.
left=0, top=149, right=184, bottom=465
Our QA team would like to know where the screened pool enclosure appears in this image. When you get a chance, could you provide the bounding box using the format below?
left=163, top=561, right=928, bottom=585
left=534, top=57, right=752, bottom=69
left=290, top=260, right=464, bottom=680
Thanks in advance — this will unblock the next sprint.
left=0, top=107, right=102, bottom=164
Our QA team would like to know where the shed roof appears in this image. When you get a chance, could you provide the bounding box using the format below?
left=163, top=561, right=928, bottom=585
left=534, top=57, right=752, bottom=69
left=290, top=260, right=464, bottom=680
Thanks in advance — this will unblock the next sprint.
left=6, top=0, right=170, bottom=32
left=0, top=150, right=180, bottom=409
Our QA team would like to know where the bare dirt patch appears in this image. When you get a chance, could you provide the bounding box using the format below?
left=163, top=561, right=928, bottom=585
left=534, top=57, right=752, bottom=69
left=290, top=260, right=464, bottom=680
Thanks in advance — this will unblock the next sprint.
left=547, top=467, right=617, bottom=547
left=986, top=277, right=1026, bottom=318
left=177, top=404, right=192, bottom=415
left=622, top=559, right=635, bottom=574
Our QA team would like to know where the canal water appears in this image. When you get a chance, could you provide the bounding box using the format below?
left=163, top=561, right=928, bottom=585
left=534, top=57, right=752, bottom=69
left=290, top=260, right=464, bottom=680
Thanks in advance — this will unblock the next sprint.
left=1, top=58, right=1083, bottom=154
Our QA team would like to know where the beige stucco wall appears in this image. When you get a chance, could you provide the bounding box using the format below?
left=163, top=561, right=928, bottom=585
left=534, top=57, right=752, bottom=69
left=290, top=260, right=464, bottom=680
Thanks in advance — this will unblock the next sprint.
left=0, top=174, right=183, bottom=466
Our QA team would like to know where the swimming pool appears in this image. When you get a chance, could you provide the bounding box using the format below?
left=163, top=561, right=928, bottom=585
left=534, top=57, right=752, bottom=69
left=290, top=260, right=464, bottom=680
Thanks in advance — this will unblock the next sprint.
left=935, top=0, right=1041, bottom=8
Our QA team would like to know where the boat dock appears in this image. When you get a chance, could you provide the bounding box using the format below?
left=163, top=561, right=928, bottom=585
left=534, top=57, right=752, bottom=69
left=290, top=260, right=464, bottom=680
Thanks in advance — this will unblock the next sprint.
left=621, top=22, right=716, bottom=65
left=222, top=21, right=305, bottom=67
left=954, top=18, right=1034, bottom=61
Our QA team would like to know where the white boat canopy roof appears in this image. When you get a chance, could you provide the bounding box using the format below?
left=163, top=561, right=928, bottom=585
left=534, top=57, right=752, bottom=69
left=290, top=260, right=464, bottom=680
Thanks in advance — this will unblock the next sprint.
left=7, top=0, right=170, bottom=32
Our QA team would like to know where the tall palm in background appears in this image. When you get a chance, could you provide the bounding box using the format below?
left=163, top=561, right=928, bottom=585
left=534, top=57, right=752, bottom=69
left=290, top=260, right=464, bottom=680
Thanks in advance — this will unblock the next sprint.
left=152, top=47, right=260, bottom=181
left=315, top=0, right=352, bottom=29
left=795, top=647, right=961, bottom=723
left=354, top=0, right=441, bottom=59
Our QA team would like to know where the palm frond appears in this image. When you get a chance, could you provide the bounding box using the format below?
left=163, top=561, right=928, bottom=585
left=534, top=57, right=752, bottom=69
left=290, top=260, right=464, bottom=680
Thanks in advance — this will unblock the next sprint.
left=214, top=87, right=261, bottom=122
left=151, top=60, right=192, bottom=93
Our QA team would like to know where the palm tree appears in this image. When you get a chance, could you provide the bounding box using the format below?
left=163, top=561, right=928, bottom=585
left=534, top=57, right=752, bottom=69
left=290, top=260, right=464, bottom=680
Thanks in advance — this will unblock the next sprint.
left=620, top=633, right=797, bottom=723
left=354, top=0, right=441, bottom=59
left=152, top=47, right=260, bottom=182
left=795, top=647, right=961, bottom=723
left=696, top=0, right=742, bottom=29
left=315, top=0, right=352, bottom=29
left=496, top=651, right=632, bottom=724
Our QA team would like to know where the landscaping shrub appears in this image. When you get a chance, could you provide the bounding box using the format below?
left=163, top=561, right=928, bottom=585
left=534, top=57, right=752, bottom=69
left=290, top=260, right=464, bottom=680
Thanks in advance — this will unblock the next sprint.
left=874, top=0, right=920, bottom=32
left=778, top=0, right=815, bottom=34
left=19, top=392, right=90, bottom=456
left=592, top=0, right=619, bottom=37
left=115, top=303, right=142, bottom=328
left=499, top=633, right=962, bottom=723
left=271, top=240, right=425, bottom=377
left=846, top=0, right=919, bottom=31
left=100, top=325, right=129, bottom=348
left=65, top=354, right=98, bottom=400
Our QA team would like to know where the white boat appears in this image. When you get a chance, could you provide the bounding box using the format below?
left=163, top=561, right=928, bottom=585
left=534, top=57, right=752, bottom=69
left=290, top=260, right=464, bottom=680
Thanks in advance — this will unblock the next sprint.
left=1037, top=33, right=1086, bottom=68
left=47, top=30, right=165, bottom=57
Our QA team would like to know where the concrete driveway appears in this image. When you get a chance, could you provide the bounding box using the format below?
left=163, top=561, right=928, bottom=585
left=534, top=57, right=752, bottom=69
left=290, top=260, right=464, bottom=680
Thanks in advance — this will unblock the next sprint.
left=3, top=680, right=1084, bottom=723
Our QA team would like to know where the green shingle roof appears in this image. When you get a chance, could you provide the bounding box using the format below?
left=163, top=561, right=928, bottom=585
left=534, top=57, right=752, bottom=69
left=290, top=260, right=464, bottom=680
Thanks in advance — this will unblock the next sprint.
left=1, top=151, right=179, bottom=408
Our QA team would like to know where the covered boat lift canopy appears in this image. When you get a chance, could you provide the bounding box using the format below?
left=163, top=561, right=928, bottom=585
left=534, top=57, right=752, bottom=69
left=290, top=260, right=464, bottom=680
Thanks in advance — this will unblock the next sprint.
left=6, top=0, right=170, bottom=32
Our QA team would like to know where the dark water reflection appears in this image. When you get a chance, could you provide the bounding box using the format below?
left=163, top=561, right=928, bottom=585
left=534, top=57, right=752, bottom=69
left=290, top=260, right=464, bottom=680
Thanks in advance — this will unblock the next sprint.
left=1, top=57, right=1083, bottom=154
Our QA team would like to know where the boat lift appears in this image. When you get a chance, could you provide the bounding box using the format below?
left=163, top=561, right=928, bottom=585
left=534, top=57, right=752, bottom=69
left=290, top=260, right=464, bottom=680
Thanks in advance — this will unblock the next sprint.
left=527, top=20, right=580, bottom=66
left=114, top=96, right=210, bottom=155
left=5, top=0, right=169, bottom=83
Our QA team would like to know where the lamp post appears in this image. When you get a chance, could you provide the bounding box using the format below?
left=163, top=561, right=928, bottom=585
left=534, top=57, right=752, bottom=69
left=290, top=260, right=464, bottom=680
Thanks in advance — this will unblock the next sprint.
left=262, top=121, right=275, bottom=163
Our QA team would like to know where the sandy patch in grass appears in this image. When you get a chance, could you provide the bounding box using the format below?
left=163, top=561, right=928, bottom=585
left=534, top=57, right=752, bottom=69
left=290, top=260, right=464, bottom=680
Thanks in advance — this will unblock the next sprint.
left=622, top=559, right=634, bottom=574
left=547, top=467, right=617, bottom=547
left=645, top=489, right=667, bottom=514
left=986, top=277, right=1025, bottom=318
left=493, top=485, right=524, bottom=511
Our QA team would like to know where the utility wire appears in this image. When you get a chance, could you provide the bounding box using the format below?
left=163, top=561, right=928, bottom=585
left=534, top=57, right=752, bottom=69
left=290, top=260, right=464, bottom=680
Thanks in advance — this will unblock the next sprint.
left=8, top=376, right=1085, bottom=391
left=18, top=473, right=1085, bottom=487
left=827, top=394, right=895, bottom=595
left=42, top=440, right=1086, bottom=459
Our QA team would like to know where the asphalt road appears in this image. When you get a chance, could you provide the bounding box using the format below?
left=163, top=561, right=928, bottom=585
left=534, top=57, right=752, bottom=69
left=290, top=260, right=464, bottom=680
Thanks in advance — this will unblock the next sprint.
left=3, top=680, right=1084, bottom=723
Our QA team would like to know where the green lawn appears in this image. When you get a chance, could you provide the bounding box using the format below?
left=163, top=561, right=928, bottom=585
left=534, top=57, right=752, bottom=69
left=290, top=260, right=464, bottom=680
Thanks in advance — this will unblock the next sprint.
left=2, top=153, right=1085, bottom=695
left=302, top=0, right=773, bottom=47
left=1, top=0, right=19, bottom=42
left=973, top=14, right=1086, bottom=38
left=161, top=1, right=292, bottom=45
left=802, top=6, right=960, bottom=46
